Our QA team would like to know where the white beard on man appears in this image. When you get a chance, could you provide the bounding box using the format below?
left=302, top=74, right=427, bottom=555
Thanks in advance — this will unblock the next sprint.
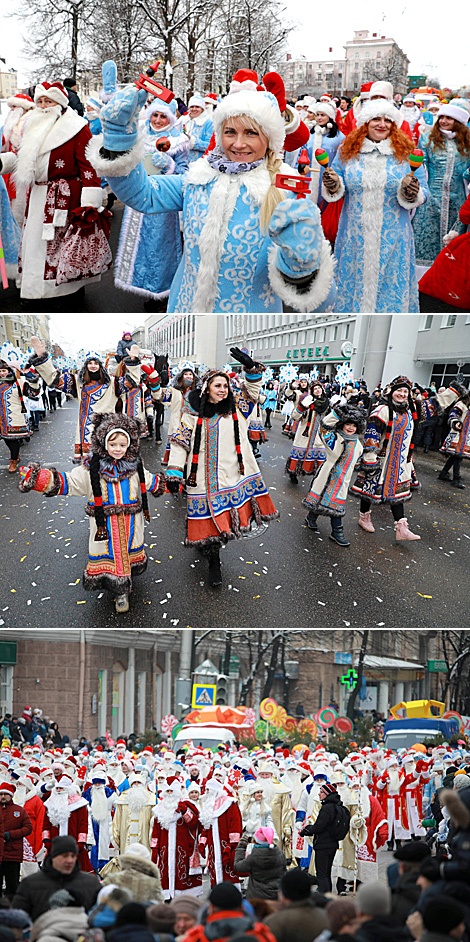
left=90, top=784, right=109, bottom=823
left=44, top=789, right=71, bottom=827
left=127, top=785, right=151, bottom=815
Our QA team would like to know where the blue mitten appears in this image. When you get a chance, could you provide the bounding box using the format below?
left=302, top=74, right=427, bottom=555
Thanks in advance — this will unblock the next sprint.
left=151, top=150, right=174, bottom=174
left=100, top=86, right=148, bottom=152
left=269, top=197, right=323, bottom=279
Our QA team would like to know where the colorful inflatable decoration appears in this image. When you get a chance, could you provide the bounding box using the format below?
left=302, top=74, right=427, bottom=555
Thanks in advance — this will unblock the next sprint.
left=161, top=713, right=179, bottom=735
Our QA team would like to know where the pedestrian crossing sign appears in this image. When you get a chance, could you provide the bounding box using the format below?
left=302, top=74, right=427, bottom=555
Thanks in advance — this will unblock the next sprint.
left=191, top=683, right=217, bottom=708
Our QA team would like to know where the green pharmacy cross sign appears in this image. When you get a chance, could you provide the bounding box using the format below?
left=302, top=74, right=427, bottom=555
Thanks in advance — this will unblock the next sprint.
left=340, top=668, right=359, bottom=690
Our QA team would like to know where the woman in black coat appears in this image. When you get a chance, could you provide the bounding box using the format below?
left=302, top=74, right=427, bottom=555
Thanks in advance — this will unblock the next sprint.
left=234, top=827, right=286, bottom=900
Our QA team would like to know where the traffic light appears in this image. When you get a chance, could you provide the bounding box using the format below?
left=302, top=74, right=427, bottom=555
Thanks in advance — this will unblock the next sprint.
left=217, top=674, right=228, bottom=705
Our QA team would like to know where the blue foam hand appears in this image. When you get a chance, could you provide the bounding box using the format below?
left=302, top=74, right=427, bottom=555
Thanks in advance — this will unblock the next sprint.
left=100, top=85, right=148, bottom=152
left=269, top=197, right=323, bottom=278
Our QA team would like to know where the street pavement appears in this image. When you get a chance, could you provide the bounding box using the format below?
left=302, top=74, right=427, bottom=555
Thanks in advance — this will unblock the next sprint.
left=1, top=399, right=468, bottom=629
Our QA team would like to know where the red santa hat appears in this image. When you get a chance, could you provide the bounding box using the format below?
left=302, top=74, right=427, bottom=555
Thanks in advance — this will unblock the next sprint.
left=142, top=747, right=153, bottom=755
left=34, top=82, right=69, bottom=109
left=229, top=69, right=264, bottom=93
left=7, top=93, right=34, bottom=110
left=360, top=82, right=374, bottom=99
left=0, top=782, right=16, bottom=795
left=11, top=749, right=22, bottom=759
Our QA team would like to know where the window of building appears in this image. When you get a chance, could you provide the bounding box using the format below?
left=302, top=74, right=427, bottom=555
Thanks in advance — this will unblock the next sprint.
left=270, top=336, right=276, bottom=348
left=318, top=327, right=326, bottom=342
left=291, top=332, right=298, bottom=344
left=342, top=322, right=351, bottom=339
left=252, top=339, right=257, bottom=351
left=277, top=334, right=282, bottom=347
left=419, top=315, right=433, bottom=330
left=441, top=314, right=457, bottom=328
left=300, top=330, right=306, bottom=344
left=355, top=52, right=359, bottom=58
left=329, top=324, right=338, bottom=340
left=0, top=666, right=13, bottom=716
left=365, top=51, right=370, bottom=57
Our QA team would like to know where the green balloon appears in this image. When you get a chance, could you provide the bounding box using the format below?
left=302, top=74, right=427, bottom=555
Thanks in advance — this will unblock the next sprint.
left=171, top=723, right=183, bottom=740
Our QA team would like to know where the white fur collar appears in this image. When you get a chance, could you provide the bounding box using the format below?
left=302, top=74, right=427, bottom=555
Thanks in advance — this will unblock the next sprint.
left=186, top=157, right=289, bottom=207
left=360, top=137, right=394, bottom=155
left=37, top=108, right=87, bottom=154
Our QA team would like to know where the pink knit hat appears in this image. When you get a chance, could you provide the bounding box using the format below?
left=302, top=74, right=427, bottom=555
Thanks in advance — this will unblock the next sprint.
left=254, top=826, right=275, bottom=846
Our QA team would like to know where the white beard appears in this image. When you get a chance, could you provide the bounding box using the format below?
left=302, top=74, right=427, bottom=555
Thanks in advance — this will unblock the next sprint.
left=199, top=785, right=225, bottom=829
left=14, top=785, right=29, bottom=806
left=14, top=105, right=62, bottom=188
left=127, top=786, right=148, bottom=815
left=155, top=795, right=179, bottom=829
left=3, top=107, right=23, bottom=147
left=45, top=791, right=71, bottom=826
left=258, top=780, right=275, bottom=804
left=90, top=786, right=109, bottom=823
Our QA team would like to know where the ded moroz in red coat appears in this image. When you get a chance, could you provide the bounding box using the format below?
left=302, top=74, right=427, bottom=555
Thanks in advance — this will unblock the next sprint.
left=150, top=799, right=202, bottom=899
left=42, top=796, right=93, bottom=872
left=199, top=792, right=243, bottom=886
left=0, top=104, right=106, bottom=300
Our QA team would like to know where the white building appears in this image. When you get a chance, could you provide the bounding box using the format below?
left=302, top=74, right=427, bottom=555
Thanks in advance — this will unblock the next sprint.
left=145, top=314, right=226, bottom=370
left=344, top=30, right=409, bottom=96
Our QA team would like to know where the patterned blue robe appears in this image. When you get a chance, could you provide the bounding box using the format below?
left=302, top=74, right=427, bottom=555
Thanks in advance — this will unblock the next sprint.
left=0, top=176, right=21, bottom=278
left=412, top=132, right=470, bottom=266
left=327, top=138, right=428, bottom=312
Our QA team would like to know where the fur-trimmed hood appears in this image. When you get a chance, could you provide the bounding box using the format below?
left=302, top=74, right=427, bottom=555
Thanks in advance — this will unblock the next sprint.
left=333, top=403, right=367, bottom=434
left=89, top=412, right=146, bottom=460
left=119, top=853, right=162, bottom=878
left=442, top=788, right=470, bottom=830
left=78, top=360, right=111, bottom=385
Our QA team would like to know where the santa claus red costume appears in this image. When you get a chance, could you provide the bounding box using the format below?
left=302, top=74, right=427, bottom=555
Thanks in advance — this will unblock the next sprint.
left=42, top=773, right=93, bottom=871
left=400, top=753, right=429, bottom=838
left=353, top=780, right=388, bottom=883
left=376, top=756, right=409, bottom=849
left=198, top=779, right=243, bottom=887
left=1, top=93, right=35, bottom=209
left=14, top=775, right=46, bottom=876
left=0, top=80, right=109, bottom=301
left=150, top=779, right=202, bottom=899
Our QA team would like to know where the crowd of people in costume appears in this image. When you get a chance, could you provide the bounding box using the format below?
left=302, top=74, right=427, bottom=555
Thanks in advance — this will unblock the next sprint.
left=1, top=333, right=468, bottom=610
left=1, top=66, right=469, bottom=313
left=0, top=716, right=469, bottom=942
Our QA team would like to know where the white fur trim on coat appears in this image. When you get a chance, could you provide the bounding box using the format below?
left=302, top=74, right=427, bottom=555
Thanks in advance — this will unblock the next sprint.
left=396, top=182, right=426, bottom=209
left=284, top=104, right=301, bottom=134
left=85, top=134, right=145, bottom=178
left=268, top=240, right=336, bottom=313
left=81, top=186, right=104, bottom=208
left=0, top=152, right=17, bottom=174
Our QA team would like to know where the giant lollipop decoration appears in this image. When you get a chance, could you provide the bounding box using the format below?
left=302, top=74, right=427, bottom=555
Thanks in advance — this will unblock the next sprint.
left=161, top=713, right=179, bottom=736
left=409, top=149, right=424, bottom=174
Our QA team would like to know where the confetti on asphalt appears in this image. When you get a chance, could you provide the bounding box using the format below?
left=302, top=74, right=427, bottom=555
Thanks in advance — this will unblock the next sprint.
left=20, top=556, right=27, bottom=562
left=77, top=601, right=86, bottom=605
left=318, top=601, right=326, bottom=606
left=417, top=593, right=433, bottom=599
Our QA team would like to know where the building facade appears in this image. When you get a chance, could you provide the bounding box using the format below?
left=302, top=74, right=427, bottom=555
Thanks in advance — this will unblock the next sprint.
left=0, top=315, right=51, bottom=350
left=145, top=314, right=226, bottom=371
left=280, top=30, right=409, bottom=99
left=0, top=68, right=19, bottom=100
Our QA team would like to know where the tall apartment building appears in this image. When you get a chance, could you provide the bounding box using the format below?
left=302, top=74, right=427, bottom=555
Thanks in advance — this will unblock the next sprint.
left=0, top=65, right=18, bottom=99
left=0, top=315, right=51, bottom=349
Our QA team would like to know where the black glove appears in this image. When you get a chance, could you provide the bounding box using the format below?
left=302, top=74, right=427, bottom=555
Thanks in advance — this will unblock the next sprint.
left=229, top=347, right=255, bottom=370
left=166, top=477, right=181, bottom=494
left=4, top=832, right=10, bottom=841
left=300, top=825, right=315, bottom=837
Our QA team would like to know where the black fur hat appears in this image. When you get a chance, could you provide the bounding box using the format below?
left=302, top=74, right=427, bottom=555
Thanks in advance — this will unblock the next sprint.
left=334, top=404, right=367, bottom=434
left=90, top=413, right=145, bottom=461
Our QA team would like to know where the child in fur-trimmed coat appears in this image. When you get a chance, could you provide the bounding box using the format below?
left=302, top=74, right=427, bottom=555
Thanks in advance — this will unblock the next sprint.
left=18, top=413, right=166, bottom=615
left=303, top=404, right=366, bottom=547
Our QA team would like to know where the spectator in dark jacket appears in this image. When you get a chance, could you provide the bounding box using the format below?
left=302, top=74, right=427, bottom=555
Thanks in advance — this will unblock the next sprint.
left=63, top=78, right=84, bottom=116
left=264, top=869, right=328, bottom=942
left=0, top=782, right=32, bottom=897
left=389, top=841, right=431, bottom=927
left=354, top=883, right=409, bottom=942
left=116, top=332, right=134, bottom=363
left=420, top=897, right=465, bottom=942
left=234, top=827, right=286, bottom=900
left=109, top=903, right=169, bottom=942
left=300, top=783, right=349, bottom=893
left=12, top=835, right=100, bottom=920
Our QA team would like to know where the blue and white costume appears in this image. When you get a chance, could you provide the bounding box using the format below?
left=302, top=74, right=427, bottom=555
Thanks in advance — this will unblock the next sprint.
left=114, top=100, right=189, bottom=300
left=324, top=138, right=428, bottom=312
left=0, top=175, right=21, bottom=279
left=412, top=131, right=470, bottom=267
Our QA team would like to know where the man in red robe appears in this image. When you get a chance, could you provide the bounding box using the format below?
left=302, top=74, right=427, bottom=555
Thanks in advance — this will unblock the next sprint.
left=42, top=774, right=93, bottom=872
left=150, top=779, right=202, bottom=899
left=199, top=779, right=243, bottom=887
left=353, top=781, right=388, bottom=883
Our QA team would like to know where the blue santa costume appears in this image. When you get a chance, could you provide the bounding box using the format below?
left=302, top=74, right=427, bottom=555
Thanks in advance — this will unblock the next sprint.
left=114, top=97, right=189, bottom=301
left=183, top=94, right=214, bottom=162
left=83, top=772, right=116, bottom=870
left=0, top=175, right=21, bottom=280
left=412, top=102, right=470, bottom=267
left=87, top=83, right=336, bottom=314
left=305, top=102, right=345, bottom=206
left=322, top=100, right=428, bottom=313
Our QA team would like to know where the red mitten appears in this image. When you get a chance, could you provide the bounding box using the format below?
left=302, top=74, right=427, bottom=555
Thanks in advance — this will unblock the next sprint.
left=262, top=71, right=287, bottom=112
left=284, top=121, right=310, bottom=152
left=18, top=464, right=53, bottom=493
left=141, top=364, right=160, bottom=383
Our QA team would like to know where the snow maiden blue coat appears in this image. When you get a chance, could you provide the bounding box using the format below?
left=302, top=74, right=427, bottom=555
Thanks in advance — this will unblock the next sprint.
left=88, top=86, right=336, bottom=314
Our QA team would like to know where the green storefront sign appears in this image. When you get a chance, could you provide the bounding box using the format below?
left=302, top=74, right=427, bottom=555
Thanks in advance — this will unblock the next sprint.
left=0, top=642, right=17, bottom=665
left=287, top=346, right=329, bottom=359
left=427, top=659, right=448, bottom=673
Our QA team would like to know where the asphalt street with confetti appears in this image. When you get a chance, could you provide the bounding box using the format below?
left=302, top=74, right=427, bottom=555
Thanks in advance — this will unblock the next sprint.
left=0, top=399, right=468, bottom=629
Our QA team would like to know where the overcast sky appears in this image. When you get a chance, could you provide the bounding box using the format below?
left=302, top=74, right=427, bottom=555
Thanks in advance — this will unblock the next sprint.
left=48, top=314, right=144, bottom=356
left=1, top=2, right=469, bottom=91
